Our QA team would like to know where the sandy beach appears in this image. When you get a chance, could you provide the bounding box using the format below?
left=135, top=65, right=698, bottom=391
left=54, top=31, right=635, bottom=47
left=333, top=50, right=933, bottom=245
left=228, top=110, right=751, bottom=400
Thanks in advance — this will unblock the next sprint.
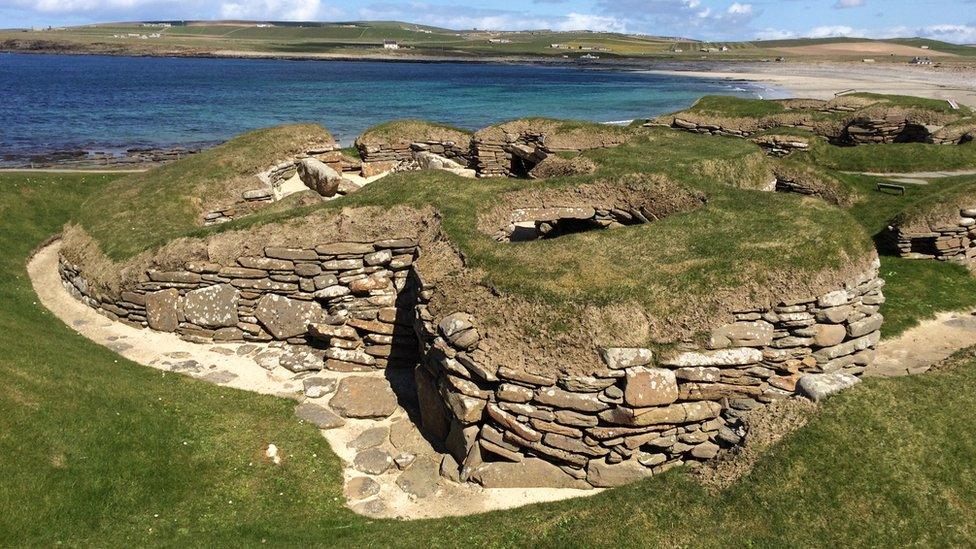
left=646, top=62, right=976, bottom=108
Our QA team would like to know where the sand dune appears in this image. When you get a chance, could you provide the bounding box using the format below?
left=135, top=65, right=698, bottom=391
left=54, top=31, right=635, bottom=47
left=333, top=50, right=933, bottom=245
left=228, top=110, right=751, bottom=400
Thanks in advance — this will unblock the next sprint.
left=772, top=41, right=955, bottom=57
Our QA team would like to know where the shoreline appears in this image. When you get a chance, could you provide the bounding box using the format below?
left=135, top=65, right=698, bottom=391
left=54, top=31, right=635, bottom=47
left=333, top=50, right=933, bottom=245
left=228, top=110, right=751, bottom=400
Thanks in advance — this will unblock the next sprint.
left=4, top=52, right=974, bottom=169
left=642, top=62, right=976, bottom=108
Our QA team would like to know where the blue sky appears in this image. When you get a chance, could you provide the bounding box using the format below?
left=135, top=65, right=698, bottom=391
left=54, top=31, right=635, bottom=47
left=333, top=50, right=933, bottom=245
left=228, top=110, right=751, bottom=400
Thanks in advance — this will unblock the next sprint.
left=2, top=0, right=975, bottom=43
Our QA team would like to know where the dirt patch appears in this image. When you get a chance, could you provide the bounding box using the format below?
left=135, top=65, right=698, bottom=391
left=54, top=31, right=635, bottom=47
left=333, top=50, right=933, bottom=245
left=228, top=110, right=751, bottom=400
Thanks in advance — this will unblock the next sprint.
left=528, top=156, right=597, bottom=179
left=772, top=42, right=955, bottom=58
left=693, top=398, right=817, bottom=491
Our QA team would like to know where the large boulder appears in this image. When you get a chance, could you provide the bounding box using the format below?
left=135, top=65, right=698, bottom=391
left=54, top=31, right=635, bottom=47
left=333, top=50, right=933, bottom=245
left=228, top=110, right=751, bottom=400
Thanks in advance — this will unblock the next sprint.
left=182, top=284, right=239, bottom=329
left=254, top=294, right=324, bottom=340
left=297, top=157, right=342, bottom=197
left=145, top=289, right=180, bottom=332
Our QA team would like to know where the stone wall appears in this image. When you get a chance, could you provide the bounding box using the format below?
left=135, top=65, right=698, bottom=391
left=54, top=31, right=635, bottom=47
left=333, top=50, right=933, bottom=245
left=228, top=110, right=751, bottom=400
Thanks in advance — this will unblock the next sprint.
left=413, top=260, right=884, bottom=489
left=357, top=140, right=473, bottom=177
left=659, top=117, right=968, bottom=146
left=474, top=132, right=573, bottom=178
left=886, top=208, right=976, bottom=263
left=59, top=239, right=421, bottom=373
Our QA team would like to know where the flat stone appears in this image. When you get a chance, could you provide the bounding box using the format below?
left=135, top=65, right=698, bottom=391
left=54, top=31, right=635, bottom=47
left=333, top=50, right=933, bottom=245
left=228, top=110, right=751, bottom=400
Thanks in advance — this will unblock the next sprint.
left=345, top=477, right=381, bottom=500
left=848, top=314, right=883, bottom=338
left=797, top=373, right=861, bottom=402
left=279, top=347, right=324, bottom=373
left=183, top=284, right=239, bottom=329
left=599, top=401, right=722, bottom=427
left=395, top=456, right=440, bottom=498
left=354, top=448, right=393, bottom=475
left=599, top=348, right=653, bottom=369
left=586, top=458, right=650, bottom=488
left=814, top=324, right=847, bottom=347
left=468, top=458, right=590, bottom=489
left=294, top=403, right=345, bottom=429
left=330, top=377, right=398, bottom=418
left=348, top=426, right=389, bottom=450
left=709, top=321, right=774, bottom=347
left=254, top=294, right=323, bottom=340
left=145, top=288, right=180, bottom=332
left=534, top=387, right=609, bottom=413
left=659, top=348, right=762, bottom=367
left=302, top=376, right=337, bottom=398
left=690, top=441, right=720, bottom=459
left=624, top=367, right=679, bottom=407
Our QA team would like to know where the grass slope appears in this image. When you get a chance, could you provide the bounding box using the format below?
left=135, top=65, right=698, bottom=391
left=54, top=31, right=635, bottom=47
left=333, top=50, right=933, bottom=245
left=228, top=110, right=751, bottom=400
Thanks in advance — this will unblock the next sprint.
left=4, top=173, right=976, bottom=545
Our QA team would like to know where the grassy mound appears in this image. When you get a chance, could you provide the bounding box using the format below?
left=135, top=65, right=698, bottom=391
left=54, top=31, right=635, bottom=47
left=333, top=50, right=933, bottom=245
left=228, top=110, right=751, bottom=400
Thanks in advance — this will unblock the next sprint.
left=355, top=119, right=472, bottom=148
left=889, top=175, right=976, bottom=232
left=5, top=171, right=976, bottom=543
left=806, top=141, right=976, bottom=173
left=475, top=117, right=635, bottom=150
left=74, top=124, right=335, bottom=260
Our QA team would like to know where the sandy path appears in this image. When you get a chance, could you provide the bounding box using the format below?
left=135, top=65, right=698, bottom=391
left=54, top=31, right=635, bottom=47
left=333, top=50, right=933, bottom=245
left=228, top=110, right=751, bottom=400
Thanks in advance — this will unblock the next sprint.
left=645, top=63, right=976, bottom=108
left=28, top=240, right=597, bottom=519
left=867, top=309, right=976, bottom=377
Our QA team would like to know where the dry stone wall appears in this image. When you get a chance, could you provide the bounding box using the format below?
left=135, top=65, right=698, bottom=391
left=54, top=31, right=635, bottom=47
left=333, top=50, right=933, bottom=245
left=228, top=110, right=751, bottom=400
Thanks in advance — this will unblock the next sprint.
left=413, top=259, right=884, bottom=489
left=659, top=116, right=969, bottom=147
left=887, top=208, right=976, bottom=263
left=59, top=239, right=421, bottom=373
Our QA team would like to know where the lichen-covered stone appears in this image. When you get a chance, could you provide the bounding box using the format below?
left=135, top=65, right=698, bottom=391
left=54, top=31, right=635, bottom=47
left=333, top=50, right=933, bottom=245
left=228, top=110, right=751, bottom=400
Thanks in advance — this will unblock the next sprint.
left=624, top=367, right=679, bottom=407
left=254, top=294, right=323, bottom=340
left=183, top=284, right=239, bottom=328
left=145, top=288, right=179, bottom=332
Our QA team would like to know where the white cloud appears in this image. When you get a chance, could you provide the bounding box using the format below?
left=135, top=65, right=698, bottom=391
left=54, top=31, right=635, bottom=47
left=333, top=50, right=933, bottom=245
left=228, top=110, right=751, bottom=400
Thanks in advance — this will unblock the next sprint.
left=8, top=0, right=335, bottom=20
left=755, top=23, right=976, bottom=44
left=553, top=12, right=628, bottom=33
left=833, top=0, right=866, bottom=8
left=220, top=0, right=327, bottom=20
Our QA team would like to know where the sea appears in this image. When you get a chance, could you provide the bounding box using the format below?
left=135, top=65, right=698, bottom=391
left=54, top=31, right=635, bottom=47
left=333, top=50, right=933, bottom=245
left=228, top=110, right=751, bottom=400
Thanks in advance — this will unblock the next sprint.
left=0, top=53, right=784, bottom=164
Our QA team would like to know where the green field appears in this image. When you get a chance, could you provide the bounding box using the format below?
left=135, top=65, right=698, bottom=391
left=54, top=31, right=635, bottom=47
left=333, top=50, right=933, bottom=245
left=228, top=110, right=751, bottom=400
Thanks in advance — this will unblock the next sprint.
left=3, top=20, right=975, bottom=62
left=4, top=170, right=976, bottom=545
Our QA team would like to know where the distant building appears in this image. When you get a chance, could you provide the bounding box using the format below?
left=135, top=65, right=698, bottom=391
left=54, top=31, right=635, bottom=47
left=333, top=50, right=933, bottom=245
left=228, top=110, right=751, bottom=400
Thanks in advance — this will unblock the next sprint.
left=862, top=58, right=876, bottom=63
left=579, top=53, right=600, bottom=60
left=383, top=40, right=400, bottom=50
left=910, top=56, right=933, bottom=65
left=920, top=45, right=930, bottom=50
left=720, top=45, right=730, bottom=52
left=488, top=38, right=512, bottom=44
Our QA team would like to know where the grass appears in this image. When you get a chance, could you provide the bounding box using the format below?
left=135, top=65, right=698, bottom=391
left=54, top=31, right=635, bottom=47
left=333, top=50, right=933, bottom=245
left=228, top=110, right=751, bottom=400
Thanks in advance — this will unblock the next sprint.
left=688, top=95, right=786, bottom=118
left=73, top=123, right=333, bottom=260
left=6, top=171, right=976, bottom=544
left=5, top=22, right=976, bottom=63
left=805, top=141, right=976, bottom=173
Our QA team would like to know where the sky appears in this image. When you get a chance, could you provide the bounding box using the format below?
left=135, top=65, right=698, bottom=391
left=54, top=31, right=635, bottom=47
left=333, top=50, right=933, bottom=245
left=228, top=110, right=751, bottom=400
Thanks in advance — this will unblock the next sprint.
left=1, top=0, right=975, bottom=43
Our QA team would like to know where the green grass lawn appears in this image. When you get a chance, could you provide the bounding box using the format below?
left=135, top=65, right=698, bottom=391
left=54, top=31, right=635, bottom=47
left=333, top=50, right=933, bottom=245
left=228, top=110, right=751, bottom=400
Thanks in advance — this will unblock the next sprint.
left=5, top=171, right=976, bottom=545
left=806, top=142, right=976, bottom=173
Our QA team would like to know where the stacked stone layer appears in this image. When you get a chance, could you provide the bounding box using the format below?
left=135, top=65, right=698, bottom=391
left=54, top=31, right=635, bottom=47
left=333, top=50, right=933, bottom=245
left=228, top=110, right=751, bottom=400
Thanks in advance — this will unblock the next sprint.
left=659, top=117, right=968, bottom=146
left=887, top=207, right=976, bottom=263
left=413, top=259, right=884, bottom=489
left=357, top=140, right=473, bottom=176
left=59, top=239, right=420, bottom=373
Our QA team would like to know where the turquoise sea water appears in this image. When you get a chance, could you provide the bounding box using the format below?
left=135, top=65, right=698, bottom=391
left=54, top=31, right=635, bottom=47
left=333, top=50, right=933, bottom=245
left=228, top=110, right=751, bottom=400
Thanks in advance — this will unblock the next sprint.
left=0, top=53, right=783, bottom=162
